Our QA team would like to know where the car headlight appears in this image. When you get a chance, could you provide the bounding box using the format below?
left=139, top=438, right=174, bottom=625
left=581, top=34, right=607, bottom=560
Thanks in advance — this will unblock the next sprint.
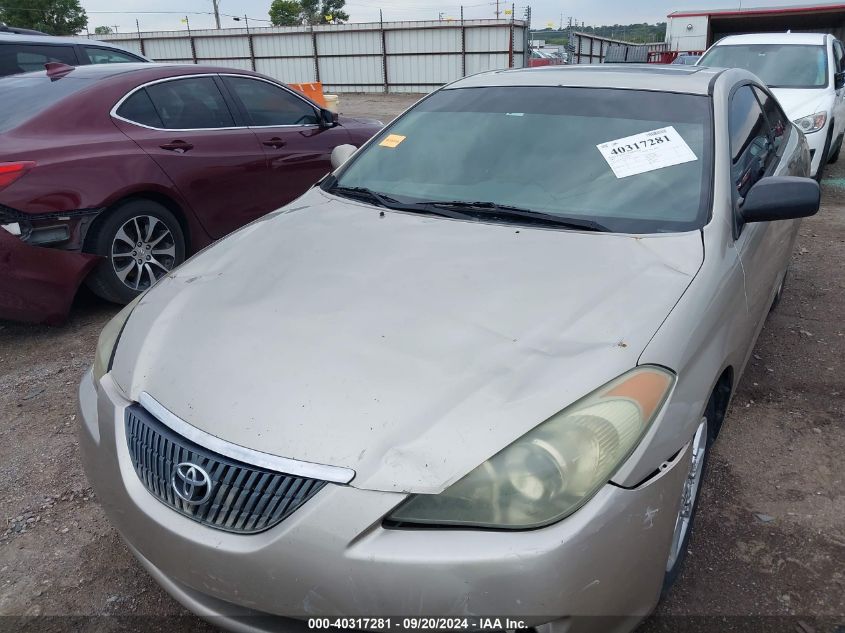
left=92, top=295, right=142, bottom=383
left=386, top=366, right=675, bottom=529
left=794, top=112, right=827, bottom=134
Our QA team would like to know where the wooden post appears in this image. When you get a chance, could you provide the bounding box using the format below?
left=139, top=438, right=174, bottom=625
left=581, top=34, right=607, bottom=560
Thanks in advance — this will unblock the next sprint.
left=508, top=3, right=515, bottom=68
left=136, top=19, right=145, bottom=57
left=245, top=14, right=256, bottom=71
left=460, top=6, right=466, bottom=77
left=311, top=26, right=320, bottom=83
left=185, top=16, right=197, bottom=64
left=380, top=9, right=388, bottom=93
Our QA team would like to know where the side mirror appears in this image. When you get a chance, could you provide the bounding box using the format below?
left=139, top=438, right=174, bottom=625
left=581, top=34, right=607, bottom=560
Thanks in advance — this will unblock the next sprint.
left=836, top=71, right=845, bottom=90
left=319, top=108, right=338, bottom=128
left=740, top=176, right=820, bottom=223
left=330, top=144, right=357, bottom=169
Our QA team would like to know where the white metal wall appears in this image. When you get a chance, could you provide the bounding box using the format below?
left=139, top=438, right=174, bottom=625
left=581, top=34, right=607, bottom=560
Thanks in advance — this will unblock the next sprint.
left=95, top=19, right=527, bottom=94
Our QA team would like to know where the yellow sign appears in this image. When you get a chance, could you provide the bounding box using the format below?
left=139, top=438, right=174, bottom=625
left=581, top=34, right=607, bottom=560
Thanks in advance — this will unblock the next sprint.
left=325, top=14, right=333, bottom=21
left=546, top=21, right=554, bottom=28
left=379, top=134, right=406, bottom=148
left=504, top=9, right=512, bottom=15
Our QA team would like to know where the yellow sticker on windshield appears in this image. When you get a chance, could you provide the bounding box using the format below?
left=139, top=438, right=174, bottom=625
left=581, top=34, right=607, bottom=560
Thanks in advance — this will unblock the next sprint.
left=379, top=134, right=406, bottom=148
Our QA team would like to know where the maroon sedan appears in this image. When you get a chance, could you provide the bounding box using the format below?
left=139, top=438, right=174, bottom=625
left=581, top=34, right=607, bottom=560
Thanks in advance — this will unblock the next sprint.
left=0, top=63, right=382, bottom=323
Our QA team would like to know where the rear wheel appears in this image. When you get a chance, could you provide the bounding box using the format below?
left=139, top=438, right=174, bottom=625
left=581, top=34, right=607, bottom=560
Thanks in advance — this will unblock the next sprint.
left=85, top=199, right=185, bottom=304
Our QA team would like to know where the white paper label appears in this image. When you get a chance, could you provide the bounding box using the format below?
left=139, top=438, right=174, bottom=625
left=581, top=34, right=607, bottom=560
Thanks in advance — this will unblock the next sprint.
left=596, top=126, right=697, bottom=179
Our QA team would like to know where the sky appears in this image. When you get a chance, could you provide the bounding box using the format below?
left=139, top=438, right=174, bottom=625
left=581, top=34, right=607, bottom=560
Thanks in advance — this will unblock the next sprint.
left=79, top=0, right=842, bottom=33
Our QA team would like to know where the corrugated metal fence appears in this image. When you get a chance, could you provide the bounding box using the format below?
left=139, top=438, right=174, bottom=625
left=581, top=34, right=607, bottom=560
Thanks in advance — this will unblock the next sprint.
left=95, top=19, right=528, bottom=93
left=569, top=32, right=667, bottom=65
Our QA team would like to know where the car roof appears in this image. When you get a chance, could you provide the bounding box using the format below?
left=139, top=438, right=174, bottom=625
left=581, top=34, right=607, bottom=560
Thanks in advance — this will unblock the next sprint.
left=0, top=32, right=147, bottom=55
left=712, top=32, right=828, bottom=46
left=3, top=62, right=261, bottom=82
left=447, top=64, right=724, bottom=95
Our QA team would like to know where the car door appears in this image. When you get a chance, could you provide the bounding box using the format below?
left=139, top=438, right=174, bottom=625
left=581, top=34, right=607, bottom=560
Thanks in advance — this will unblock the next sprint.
left=220, top=75, right=351, bottom=209
left=112, top=75, right=270, bottom=239
left=731, top=84, right=797, bottom=360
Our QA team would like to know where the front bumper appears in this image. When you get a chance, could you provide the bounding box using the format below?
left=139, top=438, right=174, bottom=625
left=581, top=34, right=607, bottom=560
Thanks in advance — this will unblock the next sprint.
left=0, top=227, right=99, bottom=324
left=79, top=371, right=691, bottom=629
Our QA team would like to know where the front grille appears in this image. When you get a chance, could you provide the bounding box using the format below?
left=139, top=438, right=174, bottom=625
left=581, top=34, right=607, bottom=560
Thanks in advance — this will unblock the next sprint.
left=125, top=405, right=326, bottom=534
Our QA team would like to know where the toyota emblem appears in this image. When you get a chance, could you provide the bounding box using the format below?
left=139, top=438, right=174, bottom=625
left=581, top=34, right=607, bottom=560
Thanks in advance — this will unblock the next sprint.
left=172, top=462, right=213, bottom=506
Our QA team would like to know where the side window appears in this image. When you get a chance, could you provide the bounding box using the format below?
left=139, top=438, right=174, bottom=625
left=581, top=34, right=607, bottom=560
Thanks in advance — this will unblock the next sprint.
left=223, top=76, right=319, bottom=126
left=83, top=47, right=142, bottom=64
left=1, top=43, right=79, bottom=73
left=729, top=85, right=771, bottom=200
left=752, top=86, right=789, bottom=154
left=145, top=77, right=235, bottom=129
left=834, top=40, right=845, bottom=78
left=116, top=89, right=164, bottom=128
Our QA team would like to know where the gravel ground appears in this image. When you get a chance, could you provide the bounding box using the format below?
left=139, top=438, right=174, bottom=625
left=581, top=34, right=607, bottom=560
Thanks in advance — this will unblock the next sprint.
left=0, top=93, right=843, bottom=633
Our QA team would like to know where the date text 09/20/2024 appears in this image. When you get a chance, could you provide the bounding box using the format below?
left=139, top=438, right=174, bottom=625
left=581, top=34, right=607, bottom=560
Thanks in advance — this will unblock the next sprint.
left=308, top=618, right=531, bottom=630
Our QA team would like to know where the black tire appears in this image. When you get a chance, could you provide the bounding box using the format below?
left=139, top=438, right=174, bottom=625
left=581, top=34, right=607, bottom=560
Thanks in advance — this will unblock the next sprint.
left=770, top=268, right=788, bottom=313
left=85, top=199, right=186, bottom=304
left=815, top=126, right=834, bottom=182
left=661, top=395, right=717, bottom=595
left=828, top=134, right=842, bottom=164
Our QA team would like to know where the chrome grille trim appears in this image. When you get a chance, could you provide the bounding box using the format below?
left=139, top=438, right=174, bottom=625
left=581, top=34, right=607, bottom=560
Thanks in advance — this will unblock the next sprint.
left=125, top=404, right=327, bottom=534
left=138, top=392, right=355, bottom=484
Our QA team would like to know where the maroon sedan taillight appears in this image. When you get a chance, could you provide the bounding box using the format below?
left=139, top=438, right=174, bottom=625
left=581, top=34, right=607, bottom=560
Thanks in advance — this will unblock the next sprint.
left=0, top=161, right=36, bottom=190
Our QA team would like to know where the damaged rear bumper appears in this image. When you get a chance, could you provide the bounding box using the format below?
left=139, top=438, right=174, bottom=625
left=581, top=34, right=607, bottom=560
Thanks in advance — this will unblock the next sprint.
left=0, top=223, right=99, bottom=324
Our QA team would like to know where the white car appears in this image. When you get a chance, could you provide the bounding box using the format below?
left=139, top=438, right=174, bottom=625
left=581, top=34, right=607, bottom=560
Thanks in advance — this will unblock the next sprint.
left=698, top=32, right=845, bottom=179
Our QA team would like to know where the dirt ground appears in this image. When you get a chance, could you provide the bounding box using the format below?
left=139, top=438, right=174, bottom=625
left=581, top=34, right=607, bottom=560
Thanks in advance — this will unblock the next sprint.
left=0, top=93, right=843, bottom=633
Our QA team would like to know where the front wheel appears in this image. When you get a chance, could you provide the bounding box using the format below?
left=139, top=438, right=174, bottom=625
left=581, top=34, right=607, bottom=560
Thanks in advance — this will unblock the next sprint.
left=85, top=199, right=186, bottom=304
left=662, top=415, right=710, bottom=593
left=828, top=133, right=842, bottom=164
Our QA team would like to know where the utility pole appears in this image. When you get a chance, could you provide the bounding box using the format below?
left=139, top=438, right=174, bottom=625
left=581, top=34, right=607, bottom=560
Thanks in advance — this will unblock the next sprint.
left=495, top=0, right=500, bottom=19
left=111, top=24, right=120, bottom=33
left=212, top=0, right=221, bottom=28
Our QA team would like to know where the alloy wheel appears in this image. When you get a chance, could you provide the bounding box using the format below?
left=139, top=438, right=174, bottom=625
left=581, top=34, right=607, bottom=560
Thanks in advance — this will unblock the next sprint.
left=666, top=417, right=708, bottom=572
left=110, top=214, right=177, bottom=291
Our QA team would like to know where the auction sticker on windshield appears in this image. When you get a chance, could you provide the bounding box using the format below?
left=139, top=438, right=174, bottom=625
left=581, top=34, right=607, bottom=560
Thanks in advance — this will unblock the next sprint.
left=596, top=126, right=697, bottom=178
left=379, top=134, right=407, bottom=148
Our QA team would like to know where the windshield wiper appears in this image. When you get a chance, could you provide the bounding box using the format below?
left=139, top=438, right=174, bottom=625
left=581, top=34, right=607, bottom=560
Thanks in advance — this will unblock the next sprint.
left=327, top=185, right=400, bottom=208
left=326, top=185, right=472, bottom=220
left=427, top=201, right=612, bottom=232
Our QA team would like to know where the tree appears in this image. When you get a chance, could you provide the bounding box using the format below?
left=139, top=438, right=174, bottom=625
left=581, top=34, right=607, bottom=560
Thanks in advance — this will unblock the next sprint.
left=0, top=0, right=87, bottom=35
left=299, top=0, right=348, bottom=25
left=94, top=25, right=112, bottom=34
left=269, top=0, right=302, bottom=26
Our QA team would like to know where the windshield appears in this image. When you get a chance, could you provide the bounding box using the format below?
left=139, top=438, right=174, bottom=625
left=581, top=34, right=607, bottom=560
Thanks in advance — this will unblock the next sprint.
left=699, top=44, right=828, bottom=88
left=330, top=86, right=713, bottom=233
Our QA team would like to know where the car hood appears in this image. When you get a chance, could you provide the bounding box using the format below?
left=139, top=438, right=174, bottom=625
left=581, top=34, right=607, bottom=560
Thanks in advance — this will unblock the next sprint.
left=112, top=189, right=704, bottom=494
left=770, top=88, right=831, bottom=121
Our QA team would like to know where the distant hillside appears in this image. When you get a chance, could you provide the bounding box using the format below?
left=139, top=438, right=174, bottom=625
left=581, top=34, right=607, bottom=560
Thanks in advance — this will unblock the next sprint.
left=531, top=22, right=667, bottom=46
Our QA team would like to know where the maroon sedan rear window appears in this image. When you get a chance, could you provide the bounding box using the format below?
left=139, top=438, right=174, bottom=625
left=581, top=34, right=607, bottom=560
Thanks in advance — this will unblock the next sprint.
left=0, top=75, right=95, bottom=133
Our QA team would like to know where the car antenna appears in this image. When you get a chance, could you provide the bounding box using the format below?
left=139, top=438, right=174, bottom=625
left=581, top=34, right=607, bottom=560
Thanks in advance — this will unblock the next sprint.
left=44, top=62, right=75, bottom=80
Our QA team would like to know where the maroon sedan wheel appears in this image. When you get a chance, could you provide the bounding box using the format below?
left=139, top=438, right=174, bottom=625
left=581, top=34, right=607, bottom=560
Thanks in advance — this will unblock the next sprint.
left=85, top=199, right=185, bottom=304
